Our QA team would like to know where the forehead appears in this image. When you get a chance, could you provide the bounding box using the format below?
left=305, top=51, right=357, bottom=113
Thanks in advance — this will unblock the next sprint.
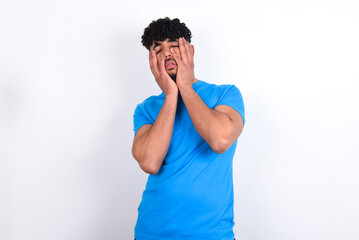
left=151, top=38, right=179, bottom=49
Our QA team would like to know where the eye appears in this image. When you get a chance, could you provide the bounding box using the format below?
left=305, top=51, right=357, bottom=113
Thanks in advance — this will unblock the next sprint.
left=170, top=46, right=179, bottom=51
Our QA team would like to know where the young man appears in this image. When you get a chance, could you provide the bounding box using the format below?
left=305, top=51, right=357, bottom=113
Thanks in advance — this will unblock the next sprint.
left=132, top=17, right=245, bottom=240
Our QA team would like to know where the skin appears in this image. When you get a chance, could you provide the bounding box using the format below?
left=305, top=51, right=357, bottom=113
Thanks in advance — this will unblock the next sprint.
left=132, top=37, right=244, bottom=175
left=148, top=37, right=198, bottom=96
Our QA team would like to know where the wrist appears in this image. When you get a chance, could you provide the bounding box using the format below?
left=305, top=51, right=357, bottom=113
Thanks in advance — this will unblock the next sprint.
left=165, top=89, right=178, bottom=98
left=177, top=82, right=193, bottom=92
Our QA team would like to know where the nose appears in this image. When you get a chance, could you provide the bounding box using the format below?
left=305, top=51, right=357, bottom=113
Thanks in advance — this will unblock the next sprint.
left=162, top=47, right=172, bottom=59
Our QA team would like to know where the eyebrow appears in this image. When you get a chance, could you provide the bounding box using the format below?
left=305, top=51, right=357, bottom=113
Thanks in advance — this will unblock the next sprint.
left=153, top=39, right=179, bottom=50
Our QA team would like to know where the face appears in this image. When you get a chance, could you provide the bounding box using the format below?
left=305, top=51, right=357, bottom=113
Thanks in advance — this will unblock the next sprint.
left=149, top=38, right=180, bottom=81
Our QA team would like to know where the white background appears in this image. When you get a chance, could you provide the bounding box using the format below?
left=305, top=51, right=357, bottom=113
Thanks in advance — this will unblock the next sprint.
left=1, top=0, right=358, bottom=239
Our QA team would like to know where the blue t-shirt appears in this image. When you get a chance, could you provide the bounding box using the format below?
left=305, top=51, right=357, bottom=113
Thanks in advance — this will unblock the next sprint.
left=133, top=80, right=245, bottom=240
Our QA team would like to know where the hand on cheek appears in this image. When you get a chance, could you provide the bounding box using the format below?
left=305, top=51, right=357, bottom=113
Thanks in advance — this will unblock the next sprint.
left=171, top=37, right=194, bottom=89
left=149, top=50, right=178, bottom=96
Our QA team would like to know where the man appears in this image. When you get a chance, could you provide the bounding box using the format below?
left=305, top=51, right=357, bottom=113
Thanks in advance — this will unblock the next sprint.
left=132, top=17, right=245, bottom=240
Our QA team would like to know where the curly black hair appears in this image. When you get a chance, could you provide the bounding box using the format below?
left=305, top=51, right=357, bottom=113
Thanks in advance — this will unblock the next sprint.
left=141, top=17, right=192, bottom=51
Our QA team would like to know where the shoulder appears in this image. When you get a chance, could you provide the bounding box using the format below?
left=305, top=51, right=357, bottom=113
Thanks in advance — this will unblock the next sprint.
left=216, top=83, right=243, bottom=98
left=196, top=80, right=231, bottom=93
left=217, top=83, right=240, bottom=91
left=206, top=81, right=243, bottom=98
left=135, top=92, right=165, bottom=108
left=201, top=80, right=241, bottom=91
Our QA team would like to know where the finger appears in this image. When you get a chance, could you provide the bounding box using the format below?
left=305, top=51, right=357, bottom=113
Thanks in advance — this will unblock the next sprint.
left=185, top=41, right=194, bottom=66
left=171, top=47, right=182, bottom=66
left=149, top=50, right=159, bottom=74
left=189, top=44, right=194, bottom=56
left=158, top=54, right=167, bottom=73
left=179, top=37, right=189, bottom=63
left=183, top=38, right=192, bottom=57
left=149, top=50, right=154, bottom=69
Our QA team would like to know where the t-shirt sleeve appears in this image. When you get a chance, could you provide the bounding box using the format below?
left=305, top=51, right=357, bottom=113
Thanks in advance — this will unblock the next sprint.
left=133, top=104, right=153, bottom=136
left=214, top=84, right=246, bottom=126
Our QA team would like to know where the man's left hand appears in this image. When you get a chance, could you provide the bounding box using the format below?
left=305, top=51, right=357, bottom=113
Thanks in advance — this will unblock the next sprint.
left=171, top=37, right=195, bottom=89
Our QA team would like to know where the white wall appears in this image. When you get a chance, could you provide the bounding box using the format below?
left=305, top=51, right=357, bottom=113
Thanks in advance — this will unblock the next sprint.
left=1, top=0, right=358, bottom=239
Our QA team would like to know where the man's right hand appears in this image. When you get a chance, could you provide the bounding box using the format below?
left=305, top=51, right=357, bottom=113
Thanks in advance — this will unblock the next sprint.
left=149, top=50, right=178, bottom=96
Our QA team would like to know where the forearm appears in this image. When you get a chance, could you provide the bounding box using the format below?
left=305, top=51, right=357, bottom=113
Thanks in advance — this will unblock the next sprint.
left=178, top=85, right=231, bottom=153
left=135, top=92, right=178, bottom=174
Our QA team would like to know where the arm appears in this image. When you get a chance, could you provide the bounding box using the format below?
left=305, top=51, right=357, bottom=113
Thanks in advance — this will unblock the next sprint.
left=132, top=49, right=179, bottom=175
left=132, top=92, right=178, bottom=175
left=172, top=37, right=244, bottom=153
left=178, top=85, right=243, bottom=153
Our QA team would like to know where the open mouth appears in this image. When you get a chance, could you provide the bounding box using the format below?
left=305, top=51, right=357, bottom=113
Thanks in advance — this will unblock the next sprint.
left=165, top=59, right=176, bottom=70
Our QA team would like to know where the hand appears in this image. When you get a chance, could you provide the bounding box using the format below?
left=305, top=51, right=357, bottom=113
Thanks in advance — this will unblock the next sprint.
left=149, top=50, right=178, bottom=96
left=170, top=37, right=195, bottom=90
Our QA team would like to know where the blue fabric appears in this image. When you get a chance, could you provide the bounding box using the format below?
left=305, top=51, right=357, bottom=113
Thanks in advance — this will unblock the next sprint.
left=132, top=80, right=245, bottom=240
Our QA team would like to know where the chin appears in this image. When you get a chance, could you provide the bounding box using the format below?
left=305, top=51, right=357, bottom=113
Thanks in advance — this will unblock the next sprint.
left=167, top=69, right=177, bottom=82
left=169, top=73, right=176, bottom=82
